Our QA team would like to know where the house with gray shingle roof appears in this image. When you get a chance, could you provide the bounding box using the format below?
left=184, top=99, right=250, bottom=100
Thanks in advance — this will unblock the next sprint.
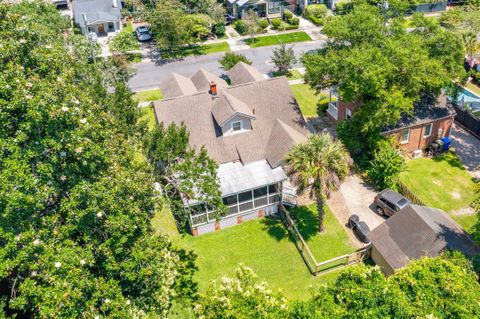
left=72, top=0, right=122, bottom=36
left=153, top=64, right=309, bottom=235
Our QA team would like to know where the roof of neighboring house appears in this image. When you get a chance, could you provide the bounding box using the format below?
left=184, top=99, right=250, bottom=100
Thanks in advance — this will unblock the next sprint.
left=382, top=93, right=454, bottom=133
left=154, top=69, right=308, bottom=168
left=227, top=62, right=266, bottom=85
left=159, top=73, right=198, bottom=99
left=211, top=92, right=255, bottom=126
left=368, top=204, right=479, bottom=272
left=190, top=69, right=228, bottom=92
left=72, top=0, right=121, bottom=25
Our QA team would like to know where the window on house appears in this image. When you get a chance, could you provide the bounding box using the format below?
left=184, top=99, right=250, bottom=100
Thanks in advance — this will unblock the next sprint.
left=345, top=108, right=352, bottom=119
left=222, top=194, right=237, bottom=206
left=254, top=186, right=268, bottom=198
left=400, top=129, right=410, bottom=144
left=424, top=123, right=432, bottom=138
left=268, top=1, right=281, bottom=13
left=107, top=22, right=115, bottom=32
left=232, top=121, right=242, bottom=131
left=268, top=183, right=279, bottom=194
left=238, top=190, right=253, bottom=203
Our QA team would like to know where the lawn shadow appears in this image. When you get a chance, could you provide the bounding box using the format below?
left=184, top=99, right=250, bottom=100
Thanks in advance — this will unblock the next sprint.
left=432, top=152, right=465, bottom=170
left=287, top=206, right=320, bottom=242
left=260, top=216, right=290, bottom=241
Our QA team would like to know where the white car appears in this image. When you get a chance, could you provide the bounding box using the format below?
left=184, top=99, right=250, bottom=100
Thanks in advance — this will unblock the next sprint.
left=135, top=26, right=152, bottom=42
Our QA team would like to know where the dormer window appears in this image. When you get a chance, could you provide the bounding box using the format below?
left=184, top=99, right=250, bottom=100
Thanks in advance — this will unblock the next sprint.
left=232, top=121, right=242, bottom=131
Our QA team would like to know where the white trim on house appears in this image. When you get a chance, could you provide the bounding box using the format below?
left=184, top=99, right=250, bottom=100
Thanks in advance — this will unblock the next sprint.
left=423, top=123, right=433, bottom=138
left=400, top=129, right=410, bottom=144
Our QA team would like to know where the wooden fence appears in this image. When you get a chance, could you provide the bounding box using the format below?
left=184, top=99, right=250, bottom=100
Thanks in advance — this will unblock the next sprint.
left=397, top=181, right=426, bottom=206
left=279, top=205, right=371, bottom=276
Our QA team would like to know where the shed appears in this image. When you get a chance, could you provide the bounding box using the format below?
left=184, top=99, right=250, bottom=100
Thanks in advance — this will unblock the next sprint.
left=368, top=204, right=479, bottom=275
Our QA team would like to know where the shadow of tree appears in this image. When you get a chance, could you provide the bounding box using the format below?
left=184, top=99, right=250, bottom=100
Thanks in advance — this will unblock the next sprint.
left=260, top=216, right=290, bottom=242
left=432, top=152, right=466, bottom=170
left=288, top=206, right=320, bottom=242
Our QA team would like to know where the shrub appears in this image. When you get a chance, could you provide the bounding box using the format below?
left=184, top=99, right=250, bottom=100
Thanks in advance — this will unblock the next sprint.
left=366, top=140, right=406, bottom=190
left=234, top=20, right=247, bottom=35
left=309, top=15, right=323, bottom=25
left=290, top=17, right=300, bottom=26
left=335, top=1, right=353, bottom=15
left=109, top=30, right=137, bottom=54
left=305, top=4, right=327, bottom=19
left=213, top=24, right=225, bottom=37
left=471, top=70, right=480, bottom=85
left=271, top=18, right=282, bottom=29
left=259, top=18, right=269, bottom=29
left=283, top=9, right=293, bottom=21
left=219, top=52, right=252, bottom=70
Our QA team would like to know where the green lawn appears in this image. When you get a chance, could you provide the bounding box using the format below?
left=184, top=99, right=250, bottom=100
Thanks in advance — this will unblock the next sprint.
left=134, top=88, right=163, bottom=103
left=154, top=205, right=357, bottom=300
left=452, top=213, right=478, bottom=233
left=163, top=42, right=230, bottom=58
left=466, top=82, right=480, bottom=96
left=139, top=105, right=156, bottom=131
left=290, top=83, right=329, bottom=118
left=289, top=205, right=355, bottom=262
left=245, top=32, right=312, bottom=48
left=400, top=152, right=476, bottom=213
left=288, top=69, right=303, bottom=80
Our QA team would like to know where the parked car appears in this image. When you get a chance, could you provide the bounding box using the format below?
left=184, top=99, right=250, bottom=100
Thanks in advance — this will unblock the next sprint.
left=224, top=14, right=235, bottom=25
left=347, top=214, right=370, bottom=244
left=135, top=26, right=152, bottom=42
left=374, top=189, right=411, bottom=217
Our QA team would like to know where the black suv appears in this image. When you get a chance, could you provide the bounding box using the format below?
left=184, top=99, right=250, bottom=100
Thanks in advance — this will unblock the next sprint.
left=373, top=189, right=411, bottom=217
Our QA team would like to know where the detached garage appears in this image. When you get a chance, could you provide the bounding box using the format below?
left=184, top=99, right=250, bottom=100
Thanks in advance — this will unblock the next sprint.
left=368, top=205, right=479, bottom=276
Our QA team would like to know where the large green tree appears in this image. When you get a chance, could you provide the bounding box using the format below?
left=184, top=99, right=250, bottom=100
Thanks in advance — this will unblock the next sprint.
left=285, top=134, right=350, bottom=232
left=0, top=2, right=194, bottom=317
left=143, top=123, right=225, bottom=229
left=302, top=4, right=465, bottom=158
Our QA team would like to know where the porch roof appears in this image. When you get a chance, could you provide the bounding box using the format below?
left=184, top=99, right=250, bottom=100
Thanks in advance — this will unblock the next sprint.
left=218, top=160, right=288, bottom=196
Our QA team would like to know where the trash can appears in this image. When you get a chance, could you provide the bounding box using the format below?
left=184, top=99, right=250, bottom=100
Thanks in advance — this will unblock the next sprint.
left=441, top=137, right=451, bottom=151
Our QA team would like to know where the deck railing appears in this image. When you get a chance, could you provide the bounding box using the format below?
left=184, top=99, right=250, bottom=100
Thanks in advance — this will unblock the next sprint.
left=279, top=205, right=371, bottom=276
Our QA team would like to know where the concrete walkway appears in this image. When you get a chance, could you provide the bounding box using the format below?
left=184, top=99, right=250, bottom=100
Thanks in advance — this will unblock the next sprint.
left=328, top=175, right=385, bottom=231
left=450, top=123, right=480, bottom=179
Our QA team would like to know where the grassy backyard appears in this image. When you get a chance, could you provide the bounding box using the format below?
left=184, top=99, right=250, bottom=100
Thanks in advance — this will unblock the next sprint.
left=290, top=83, right=328, bottom=118
left=153, top=204, right=358, bottom=300
left=245, top=32, right=312, bottom=48
left=400, top=152, right=476, bottom=219
left=134, top=88, right=163, bottom=103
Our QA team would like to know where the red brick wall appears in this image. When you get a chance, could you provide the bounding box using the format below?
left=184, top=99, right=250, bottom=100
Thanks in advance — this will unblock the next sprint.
left=326, top=100, right=361, bottom=123
left=386, top=117, right=453, bottom=152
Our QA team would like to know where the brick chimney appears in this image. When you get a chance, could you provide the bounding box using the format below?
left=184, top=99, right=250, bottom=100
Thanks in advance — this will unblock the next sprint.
left=209, top=81, right=217, bottom=96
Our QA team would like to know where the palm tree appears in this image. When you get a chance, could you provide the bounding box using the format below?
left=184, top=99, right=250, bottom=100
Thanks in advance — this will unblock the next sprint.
left=462, top=32, right=480, bottom=67
left=285, top=133, right=350, bottom=232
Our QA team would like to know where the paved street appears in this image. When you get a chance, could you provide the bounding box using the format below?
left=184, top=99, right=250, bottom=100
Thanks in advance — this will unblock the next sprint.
left=128, top=40, right=325, bottom=92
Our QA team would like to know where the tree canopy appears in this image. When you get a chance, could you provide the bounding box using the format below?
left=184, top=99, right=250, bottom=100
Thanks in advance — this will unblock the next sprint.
left=0, top=2, right=194, bottom=317
left=302, top=4, right=465, bottom=146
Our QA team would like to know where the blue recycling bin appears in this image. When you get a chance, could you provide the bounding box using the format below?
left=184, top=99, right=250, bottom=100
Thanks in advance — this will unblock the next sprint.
left=441, top=137, right=451, bottom=151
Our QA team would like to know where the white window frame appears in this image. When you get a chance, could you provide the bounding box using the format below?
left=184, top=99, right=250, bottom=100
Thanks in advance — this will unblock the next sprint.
left=423, top=123, right=432, bottom=138
left=231, top=121, right=242, bottom=132
left=400, top=129, right=410, bottom=144
left=345, top=108, right=352, bottom=119
left=438, top=127, right=443, bottom=137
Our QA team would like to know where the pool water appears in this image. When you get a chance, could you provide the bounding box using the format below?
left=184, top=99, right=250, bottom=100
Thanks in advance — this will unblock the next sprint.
left=450, top=87, right=480, bottom=112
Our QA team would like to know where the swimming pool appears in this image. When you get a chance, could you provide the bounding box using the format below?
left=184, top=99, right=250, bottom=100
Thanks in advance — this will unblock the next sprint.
left=450, top=87, right=480, bottom=112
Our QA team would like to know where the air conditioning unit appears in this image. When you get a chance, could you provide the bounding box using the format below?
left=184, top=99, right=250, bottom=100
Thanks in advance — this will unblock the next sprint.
left=412, top=149, right=422, bottom=159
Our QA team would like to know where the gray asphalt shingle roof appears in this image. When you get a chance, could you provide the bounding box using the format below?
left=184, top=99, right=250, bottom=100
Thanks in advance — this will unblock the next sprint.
left=72, top=0, right=121, bottom=25
left=369, top=205, right=479, bottom=271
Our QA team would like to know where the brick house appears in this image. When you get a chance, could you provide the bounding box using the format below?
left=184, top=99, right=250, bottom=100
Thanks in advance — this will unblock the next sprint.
left=325, top=91, right=455, bottom=154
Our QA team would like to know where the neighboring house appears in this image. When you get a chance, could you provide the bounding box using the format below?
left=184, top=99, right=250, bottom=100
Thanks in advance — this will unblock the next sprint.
left=227, top=0, right=296, bottom=19
left=153, top=63, right=309, bottom=235
left=72, top=0, right=122, bottom=36
left=326, top=92, right=455, bottom=154
left=368, top=204, right=479, bottom=276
